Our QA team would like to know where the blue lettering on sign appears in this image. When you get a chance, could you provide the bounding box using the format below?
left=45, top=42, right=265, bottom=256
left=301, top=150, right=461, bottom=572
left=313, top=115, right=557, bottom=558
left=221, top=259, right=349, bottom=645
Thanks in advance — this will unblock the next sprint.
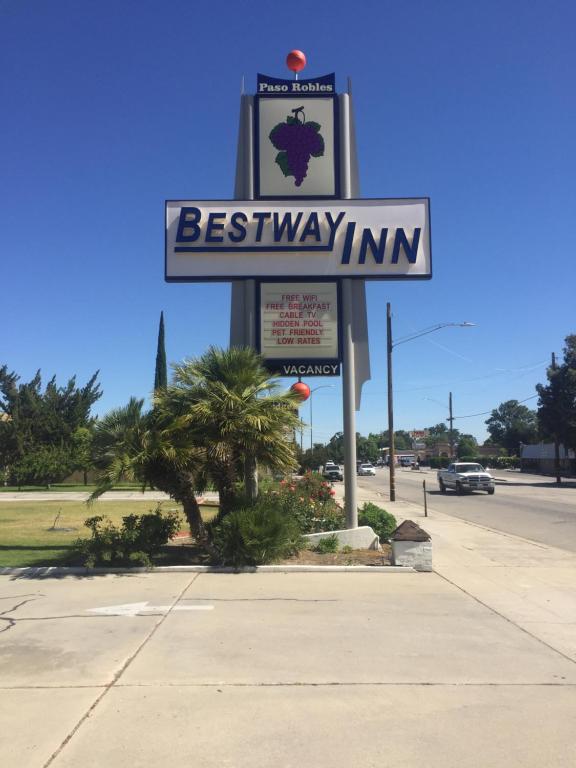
left=205, top=212, right=226, bottom=243
left=358, top=228, right=388, bottom=264
left=228, top=212, right=247, bottom=242
left=176, top=207, right=202, bottom=242
left=252, top=212, right=271, bottom=242
left=299, top=212, right=321, bottom=242
left=391, top=228, right=421, bottom=264
left=273, top=212, right=302, bottom=241
left=173, top=208, right=423, bottom=267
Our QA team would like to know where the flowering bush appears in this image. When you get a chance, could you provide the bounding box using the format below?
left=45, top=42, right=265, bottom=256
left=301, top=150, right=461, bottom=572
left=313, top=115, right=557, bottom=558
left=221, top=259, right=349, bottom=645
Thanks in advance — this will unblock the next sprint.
left=270, top=472, right=344, bottom=533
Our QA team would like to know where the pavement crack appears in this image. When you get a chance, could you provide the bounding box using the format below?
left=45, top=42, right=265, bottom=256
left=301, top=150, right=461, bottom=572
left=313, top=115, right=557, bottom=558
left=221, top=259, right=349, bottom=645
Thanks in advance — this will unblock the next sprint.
left=0, top=617, right=16, bottom=634
left=0, top=593, right=45, bottom=600
left=180, top=597, right=341, bottom=603
left=0, top=596, right=42, bottom=633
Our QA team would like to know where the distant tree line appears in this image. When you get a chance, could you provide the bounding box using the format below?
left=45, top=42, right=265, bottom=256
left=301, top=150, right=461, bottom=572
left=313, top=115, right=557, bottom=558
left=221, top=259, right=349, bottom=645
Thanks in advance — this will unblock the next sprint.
left=2, top=333, right=574, bottom=487
left=299, top=333, right=576, bottom=467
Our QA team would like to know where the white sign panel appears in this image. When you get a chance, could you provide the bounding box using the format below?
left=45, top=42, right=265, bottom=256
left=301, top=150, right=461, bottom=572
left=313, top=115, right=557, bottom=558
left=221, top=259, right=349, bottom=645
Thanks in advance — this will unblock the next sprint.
left=166, top=199, right=431, bottom=281
left=255, top=97, right=337, bottom=198
left=260, top=282, right=338, bottom=360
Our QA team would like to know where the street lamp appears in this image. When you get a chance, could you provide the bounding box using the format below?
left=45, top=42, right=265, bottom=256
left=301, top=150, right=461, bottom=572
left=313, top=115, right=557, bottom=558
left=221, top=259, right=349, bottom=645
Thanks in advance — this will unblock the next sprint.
left=309, top=384, right=335, bottom=450
left=387, top=303, right=474, bottom=501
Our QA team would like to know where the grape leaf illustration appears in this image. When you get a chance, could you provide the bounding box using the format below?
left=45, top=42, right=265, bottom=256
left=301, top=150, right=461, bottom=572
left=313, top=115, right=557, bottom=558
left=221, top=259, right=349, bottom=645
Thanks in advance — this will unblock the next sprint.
left=269, top=106, right=325, bottom=187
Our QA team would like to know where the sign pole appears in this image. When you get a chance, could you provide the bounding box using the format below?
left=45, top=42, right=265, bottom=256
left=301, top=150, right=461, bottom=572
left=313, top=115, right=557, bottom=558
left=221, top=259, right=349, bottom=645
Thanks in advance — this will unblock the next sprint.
left=340, top=90, right=358, bottom=529
left=342, top=278, right=358, bottom=528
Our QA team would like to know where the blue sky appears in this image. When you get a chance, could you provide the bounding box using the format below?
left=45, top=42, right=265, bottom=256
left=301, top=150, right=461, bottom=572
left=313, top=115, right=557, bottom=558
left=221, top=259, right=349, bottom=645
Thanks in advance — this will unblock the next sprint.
left=2, top=0, right=575, bottom=446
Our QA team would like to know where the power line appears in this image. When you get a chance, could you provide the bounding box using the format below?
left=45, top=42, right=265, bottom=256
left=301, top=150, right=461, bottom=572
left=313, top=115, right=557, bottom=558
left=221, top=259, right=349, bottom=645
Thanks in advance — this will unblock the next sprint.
left=453, top=394, right=539, bottom=420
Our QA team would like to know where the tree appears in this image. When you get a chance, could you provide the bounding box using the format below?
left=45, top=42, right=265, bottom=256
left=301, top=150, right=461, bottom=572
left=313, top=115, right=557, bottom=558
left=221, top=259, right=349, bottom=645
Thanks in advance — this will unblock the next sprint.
left=424, top=423, right=460, bottom=452
left=357, top=433, right=380, bottom=463
left=485, top=400, right=538, bottom=456
left=0, top=365, right=101, bottom=482
left=457, top=434, right=478, bottom=458
left=11, top=445, right=75, bottom=488
left=154, top=311, right=168, bottom=391
left=71, top=426, right=95, bottom=485
left=91, top=347, right=301, bottom=546
left=394, top=430, right=413, bottom=450
left=91, top=397, right=209, bottom=542
left=428, top=423, right=448, bottom=436
left=162, top=347, right=300, bottom=510
left=537, top=335, right=576, bottom=453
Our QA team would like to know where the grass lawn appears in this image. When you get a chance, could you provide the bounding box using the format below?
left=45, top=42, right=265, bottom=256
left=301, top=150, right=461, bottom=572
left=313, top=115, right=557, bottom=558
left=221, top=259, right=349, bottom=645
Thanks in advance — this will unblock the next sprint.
left=0, top=500, right=218, bottom=568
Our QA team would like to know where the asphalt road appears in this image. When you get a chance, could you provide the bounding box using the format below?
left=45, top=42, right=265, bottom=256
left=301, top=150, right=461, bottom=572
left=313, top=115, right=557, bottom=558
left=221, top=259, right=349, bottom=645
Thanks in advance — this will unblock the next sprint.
left=359, top=468, right=576, bottom=553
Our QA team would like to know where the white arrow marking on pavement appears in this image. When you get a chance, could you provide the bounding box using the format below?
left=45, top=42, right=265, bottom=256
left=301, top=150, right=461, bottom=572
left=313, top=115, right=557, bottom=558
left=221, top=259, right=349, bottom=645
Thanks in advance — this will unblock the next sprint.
left=87, top=602, right=214, bottom=617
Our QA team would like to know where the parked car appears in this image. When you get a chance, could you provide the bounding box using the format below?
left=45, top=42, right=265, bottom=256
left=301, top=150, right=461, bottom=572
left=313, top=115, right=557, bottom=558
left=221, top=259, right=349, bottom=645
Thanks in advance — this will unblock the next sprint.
left=323, top=467, right=343, bottom=482
left=357, top=463, right=376, bottom=476
left=437, top=462, right=495, bottom=495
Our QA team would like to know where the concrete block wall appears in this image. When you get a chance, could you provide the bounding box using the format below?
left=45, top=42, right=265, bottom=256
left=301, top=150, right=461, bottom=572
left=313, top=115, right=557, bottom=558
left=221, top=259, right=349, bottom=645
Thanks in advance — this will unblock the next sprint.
left=391, top=540, right=433, bottom=571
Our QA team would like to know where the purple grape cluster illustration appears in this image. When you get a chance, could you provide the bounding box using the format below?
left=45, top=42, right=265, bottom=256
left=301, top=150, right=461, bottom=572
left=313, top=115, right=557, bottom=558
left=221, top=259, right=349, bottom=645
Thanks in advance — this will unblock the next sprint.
left=269, top=107, right=325, bottom=187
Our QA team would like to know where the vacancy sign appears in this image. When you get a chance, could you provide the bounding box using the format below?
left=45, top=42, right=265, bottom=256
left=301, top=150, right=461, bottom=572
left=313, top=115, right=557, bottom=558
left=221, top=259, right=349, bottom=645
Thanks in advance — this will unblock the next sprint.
left=259, top=282, right=339, bottom=373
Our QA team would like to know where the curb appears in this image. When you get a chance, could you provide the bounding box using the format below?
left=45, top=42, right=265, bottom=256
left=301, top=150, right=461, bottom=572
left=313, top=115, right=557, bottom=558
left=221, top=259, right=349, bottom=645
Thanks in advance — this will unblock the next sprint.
left=0, top=564, right=416, bottom=577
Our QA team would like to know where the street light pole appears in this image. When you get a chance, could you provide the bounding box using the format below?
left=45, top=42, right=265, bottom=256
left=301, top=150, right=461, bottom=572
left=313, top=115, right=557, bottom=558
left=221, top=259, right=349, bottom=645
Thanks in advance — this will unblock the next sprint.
left=386, top=309, right=474, bottom=503
left=387, top=303, right=396, bottom=501
left=448, top=391, right=454, bottom=459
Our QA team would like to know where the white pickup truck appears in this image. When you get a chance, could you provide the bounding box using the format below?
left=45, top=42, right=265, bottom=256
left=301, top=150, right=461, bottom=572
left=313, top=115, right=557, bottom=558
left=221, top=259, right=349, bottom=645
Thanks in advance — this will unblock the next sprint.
left=437, top=462, right=495, bottom=495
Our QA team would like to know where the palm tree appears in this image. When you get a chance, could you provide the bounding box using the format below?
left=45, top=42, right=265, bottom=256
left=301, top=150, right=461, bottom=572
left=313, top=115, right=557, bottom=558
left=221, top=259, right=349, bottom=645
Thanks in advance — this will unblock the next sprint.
left=158, top=346, right=301, bottom=515
left=90, top=397, right=209, bottom=543
left=90, top=347, right=301, bottom=548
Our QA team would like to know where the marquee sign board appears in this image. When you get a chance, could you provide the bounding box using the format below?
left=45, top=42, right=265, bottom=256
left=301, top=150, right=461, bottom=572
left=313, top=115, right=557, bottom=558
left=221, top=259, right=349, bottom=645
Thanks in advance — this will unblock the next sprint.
left=165, top=198, right=431, bottom=281
left=254, top=76, right=339, bottom=200
left=258, top=281, right=340, bottom=376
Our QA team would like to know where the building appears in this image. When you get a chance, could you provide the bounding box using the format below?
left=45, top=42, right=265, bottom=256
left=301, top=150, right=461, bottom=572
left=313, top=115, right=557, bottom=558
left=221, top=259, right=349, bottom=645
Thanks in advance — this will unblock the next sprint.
left=520, top=443, right=575, bottom=476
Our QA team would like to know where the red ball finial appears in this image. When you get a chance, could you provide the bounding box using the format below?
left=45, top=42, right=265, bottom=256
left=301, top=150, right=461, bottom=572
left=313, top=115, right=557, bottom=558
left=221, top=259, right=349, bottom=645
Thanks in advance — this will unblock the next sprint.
left=286, top=50, right=306, bottom=74
left=291, top=381, right=311, bottom=402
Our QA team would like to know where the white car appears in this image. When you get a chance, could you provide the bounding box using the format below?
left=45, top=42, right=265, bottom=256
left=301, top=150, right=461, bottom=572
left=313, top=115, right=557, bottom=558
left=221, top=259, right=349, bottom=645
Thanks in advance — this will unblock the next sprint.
left=357, top=463, right=376, bottom=476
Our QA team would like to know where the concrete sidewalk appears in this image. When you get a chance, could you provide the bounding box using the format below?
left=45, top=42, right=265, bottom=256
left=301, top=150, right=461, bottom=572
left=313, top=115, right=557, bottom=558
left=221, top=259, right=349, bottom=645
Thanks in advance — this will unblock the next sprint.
left=338, top=481, right=576, bottom=663
left=2, top=484, right=576, bottom=766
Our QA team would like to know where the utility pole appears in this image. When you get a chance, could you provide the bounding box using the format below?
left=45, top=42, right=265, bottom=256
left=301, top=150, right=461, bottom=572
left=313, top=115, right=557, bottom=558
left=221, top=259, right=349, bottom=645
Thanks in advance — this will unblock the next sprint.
left=552, top=352, right=562, bottom=484
left=448, top=391, right=455, bottom=459
left=387, top=302, right=396, bottom=502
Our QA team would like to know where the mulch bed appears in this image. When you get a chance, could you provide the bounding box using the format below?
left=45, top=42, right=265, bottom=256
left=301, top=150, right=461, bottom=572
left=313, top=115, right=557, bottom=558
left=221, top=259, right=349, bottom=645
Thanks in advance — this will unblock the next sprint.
left=163, top=537, right=392, bottom=567
left=280, top=543, right=392, bottom=566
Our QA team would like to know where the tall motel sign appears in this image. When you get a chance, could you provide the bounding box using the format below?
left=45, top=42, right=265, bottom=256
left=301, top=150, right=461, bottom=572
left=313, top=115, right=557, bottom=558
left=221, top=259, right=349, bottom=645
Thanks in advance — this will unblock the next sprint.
left=165, top=60, right=431, bottom=526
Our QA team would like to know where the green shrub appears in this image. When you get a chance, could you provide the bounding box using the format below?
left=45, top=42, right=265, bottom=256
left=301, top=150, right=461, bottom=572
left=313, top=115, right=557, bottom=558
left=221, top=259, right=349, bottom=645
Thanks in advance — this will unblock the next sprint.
left=312, top=534, right=339, bottom=554
left=211, top=499, right=304, bottom=567
left=357, top=502, right=397, bottom=542
left=75, top=505, right=181, bottom=567
left=458, top=455, right=520, bottom=469
left=10, top=445, right=75, bottom=488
